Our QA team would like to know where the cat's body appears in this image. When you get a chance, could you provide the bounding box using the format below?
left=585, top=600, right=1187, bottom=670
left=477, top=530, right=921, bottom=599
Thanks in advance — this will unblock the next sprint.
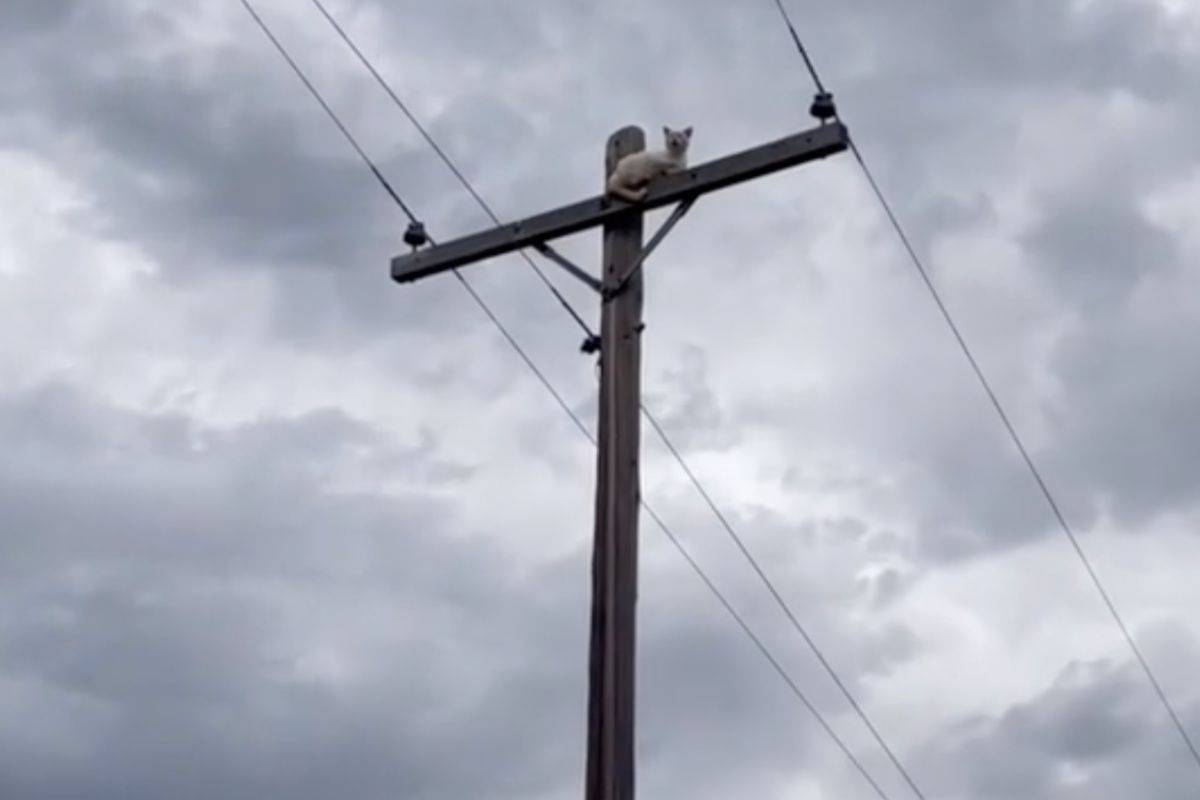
left=606, top=126, right=693, bottom=203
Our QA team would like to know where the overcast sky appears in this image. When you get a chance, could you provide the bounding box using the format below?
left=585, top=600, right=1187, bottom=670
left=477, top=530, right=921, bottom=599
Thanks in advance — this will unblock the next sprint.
left=3, top=1, right=1200, bottom=798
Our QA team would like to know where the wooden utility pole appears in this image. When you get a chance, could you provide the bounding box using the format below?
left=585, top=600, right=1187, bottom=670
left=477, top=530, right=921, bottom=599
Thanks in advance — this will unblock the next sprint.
left=585, top=126, right=645, bottom=800
left=391, top=118, right=848, bottom=799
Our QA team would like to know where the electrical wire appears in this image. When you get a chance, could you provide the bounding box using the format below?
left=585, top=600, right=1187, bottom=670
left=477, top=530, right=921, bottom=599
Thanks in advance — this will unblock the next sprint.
left=237, top=0, right=586, bottom=440
left=769, top=0, right=827, bottom=96
left=236, top=0, right=417, bottom=223
left=306, top=0, right=595, bottom=340
left=642, top=405, right=926, bottom=800
left=850, top=138, right=1200, bottom=772
left=640, top=500, right=894, bottom=800
left=768, top=0, right=1200, bottom=775
left=238, top=2, right=896, bottom=795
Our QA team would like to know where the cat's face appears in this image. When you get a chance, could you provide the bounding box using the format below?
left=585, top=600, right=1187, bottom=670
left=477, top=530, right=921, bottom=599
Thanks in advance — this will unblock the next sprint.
left=663, top=126, right=693, bottom=154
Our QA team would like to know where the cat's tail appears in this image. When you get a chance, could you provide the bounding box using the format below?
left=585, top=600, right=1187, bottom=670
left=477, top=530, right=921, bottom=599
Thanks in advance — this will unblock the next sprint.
left=607, top=175, right=646, bottom=203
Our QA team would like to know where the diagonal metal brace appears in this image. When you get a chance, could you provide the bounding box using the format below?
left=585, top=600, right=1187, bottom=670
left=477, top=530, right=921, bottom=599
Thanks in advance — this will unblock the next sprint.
left=606, top=197, right=697, bottom=298
left=534, top=242, right=602, bottom=293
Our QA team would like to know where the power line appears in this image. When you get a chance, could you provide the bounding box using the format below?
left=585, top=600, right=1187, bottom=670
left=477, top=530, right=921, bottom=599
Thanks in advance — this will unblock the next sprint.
left=768, top=0, right=1200, bottom=775
left=236, top=0, right=418, bottom=223
left=305, top=0, right=595, bottom=340
left=306, top=0, right=491, bottom=218
left=769, top=0, right=827, bottom=96
left=238, top=0, right=587, bottom=443
left=849, top=139, right=1200, bottom=771
left=238, top=2, right=895, bottom=795
left=640, top=500, right=895, bottom=800
left=642, top=406, right=927, bottom=800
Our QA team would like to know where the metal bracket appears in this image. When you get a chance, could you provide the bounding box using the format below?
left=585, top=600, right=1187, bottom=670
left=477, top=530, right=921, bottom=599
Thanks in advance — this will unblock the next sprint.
left=604, top=197, right=697, bottom=299
left=533, top=242, right=602, bottom=293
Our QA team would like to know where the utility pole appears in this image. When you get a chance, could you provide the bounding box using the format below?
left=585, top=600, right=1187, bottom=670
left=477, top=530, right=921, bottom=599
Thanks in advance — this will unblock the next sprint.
left=585, top=126, right=644, bottom=799
left=392, top=114, right=848, bottom=800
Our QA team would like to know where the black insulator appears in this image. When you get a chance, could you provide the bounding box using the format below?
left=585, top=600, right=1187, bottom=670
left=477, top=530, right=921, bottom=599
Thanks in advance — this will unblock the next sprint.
left=810, top=92, right=837, bottom=122
left=580, top=335, right=601, bottom=355
left=403, top=221, right=428, bottom=249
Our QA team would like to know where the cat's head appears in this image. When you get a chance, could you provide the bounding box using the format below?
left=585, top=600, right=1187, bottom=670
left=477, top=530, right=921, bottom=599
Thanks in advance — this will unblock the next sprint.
left=663, top=126, right=693, bottom=155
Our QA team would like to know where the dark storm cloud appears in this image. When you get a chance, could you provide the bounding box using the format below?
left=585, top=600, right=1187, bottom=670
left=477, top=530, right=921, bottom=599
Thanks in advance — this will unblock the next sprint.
left=645, top=345, right=739, bottom=452
left=1024, top=187, right=1177, bottom=309
left=3, top=0, right=1200, bottom=797
left=0, top=380, right=886, bottom=800
left=734, top=367, right=1061, bottom=560
left=752, top=0, right=1200, bottom=559
left=640, top=500, right=924, bottom=717
left=846, top=0, right=1189, bottom=93
left=818, top=0, right=1198, bottom=157
left=0, top=0, right=414, bottom=272
left=916, top=658, right=1200, bottom=799
left=0, top=380, right=582, bottom=799
left=1047, top=290, right=1200, bottom=526
left=4, top=0, right=1194, bottom=301
left=639, top=619, right=828, bottom=798
left=0, top=0, right=570, bottom=350
left=0, top=381, right=478, bottom=584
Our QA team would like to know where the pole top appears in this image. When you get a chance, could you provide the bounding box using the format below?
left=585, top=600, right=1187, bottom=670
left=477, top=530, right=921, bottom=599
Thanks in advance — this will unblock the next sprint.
left=606, top=126, right=646, bottom=177
left=607, top=125, right=645, bottom=148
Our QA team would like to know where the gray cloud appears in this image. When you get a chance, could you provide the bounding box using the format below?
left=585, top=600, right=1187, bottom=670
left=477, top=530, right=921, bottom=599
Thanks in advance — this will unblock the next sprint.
left=0, top=380, right=900, bottom=800
left=916, top=658, right=1200, bottom=799
left=3, top=0, right=1200, bottom=797
left=0, top=381, right=573, bottom=798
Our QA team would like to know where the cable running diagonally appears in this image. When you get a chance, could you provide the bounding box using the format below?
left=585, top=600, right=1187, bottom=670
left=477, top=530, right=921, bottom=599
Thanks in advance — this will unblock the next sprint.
left=850, top=139, right=1200, bottom=772
left=236, top=0, right=417, bottom=222
left=306, top=0, right=595, bottom=339
left=769, top=0, right=827, bottom=96
left=640, top=500, right=894, bottom=800
left=642, top=406, right=926, bottom=800
left=238, top=2, right=895, bottom=795
left=237, top=0, right=584, bottom=440
left=768, top=0, right=1200, bottom=776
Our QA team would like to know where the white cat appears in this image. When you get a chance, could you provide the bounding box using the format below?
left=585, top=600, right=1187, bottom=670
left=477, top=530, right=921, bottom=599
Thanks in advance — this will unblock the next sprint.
left=606, top=126, right=693, bottom=203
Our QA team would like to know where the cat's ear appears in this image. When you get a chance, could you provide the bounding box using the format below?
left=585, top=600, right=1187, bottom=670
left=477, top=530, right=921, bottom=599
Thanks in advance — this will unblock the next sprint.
left=683, top=126, right=693, bottom=138
left=662, top=126, right=671, bottom=138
